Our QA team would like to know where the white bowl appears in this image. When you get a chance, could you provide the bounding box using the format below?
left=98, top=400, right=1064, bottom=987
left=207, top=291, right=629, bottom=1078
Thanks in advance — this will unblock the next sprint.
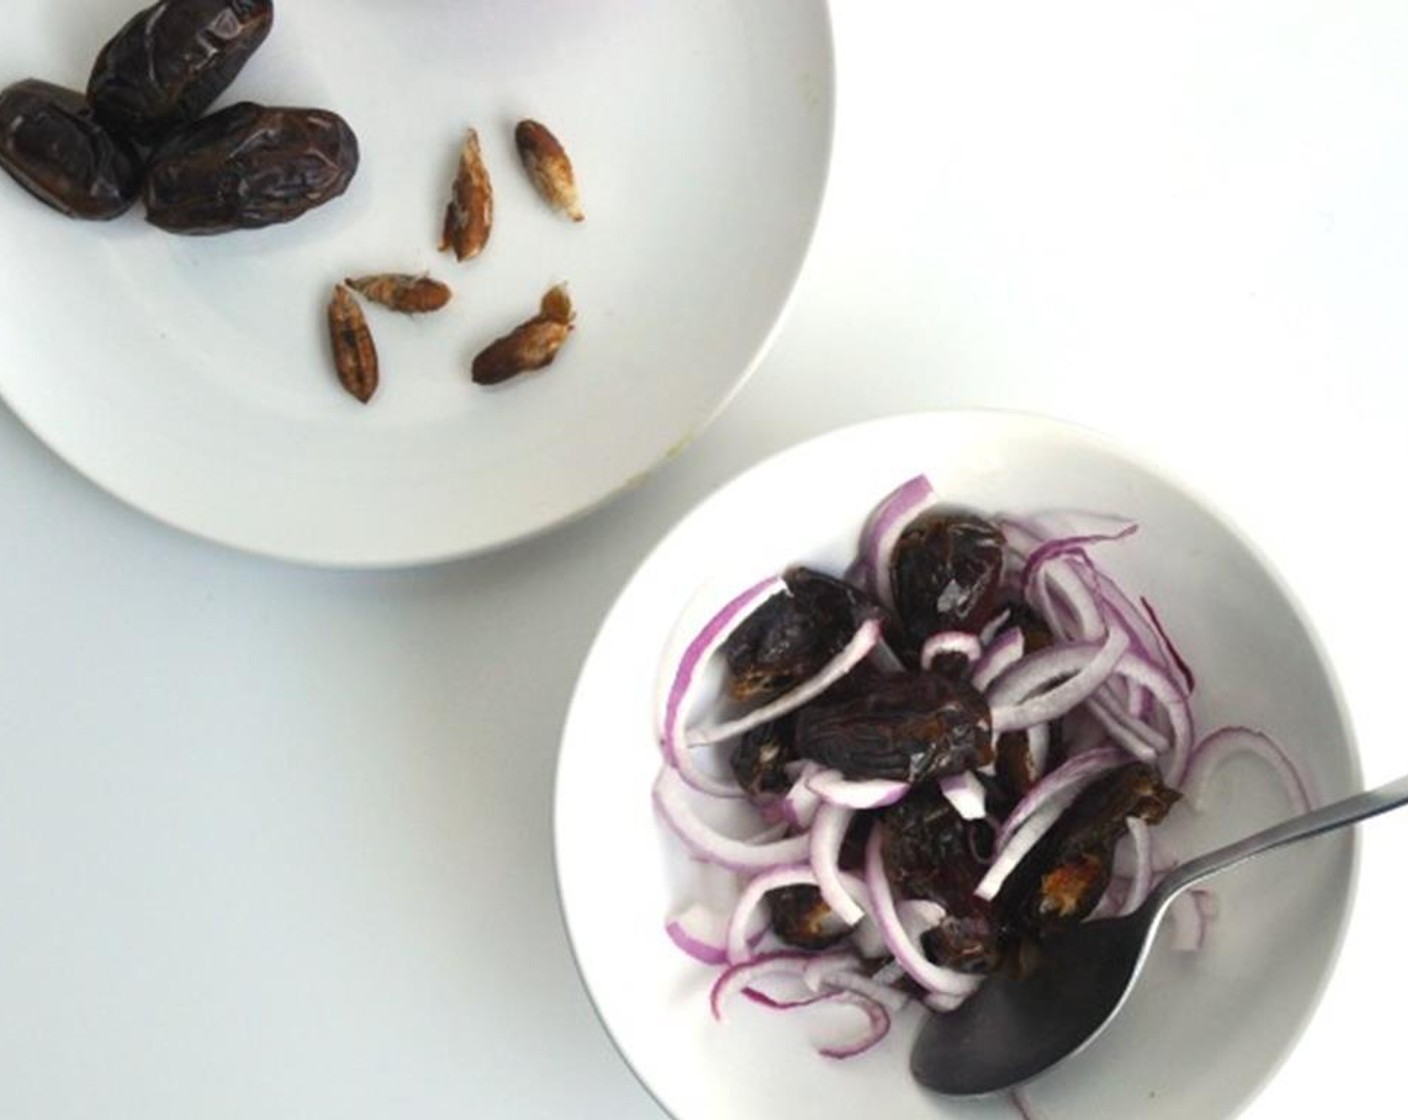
left=554, top=410, right=1358, bottom=1120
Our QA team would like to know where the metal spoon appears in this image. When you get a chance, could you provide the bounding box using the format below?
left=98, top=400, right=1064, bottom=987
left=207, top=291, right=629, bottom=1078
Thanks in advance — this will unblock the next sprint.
left=911, top=772, right=1408, bottom=1097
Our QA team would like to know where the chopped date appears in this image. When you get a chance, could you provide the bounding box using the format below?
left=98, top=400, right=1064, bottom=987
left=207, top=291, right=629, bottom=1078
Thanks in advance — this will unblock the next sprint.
left=328, top=284, right=379, bottom=403
left=346, top=274, right=453, bottom=314
left=471, top=284, right=575, bottom=386
left=88, top=0, right=275, bottom=147
left=723, top=567, right=881, bottom=700
left=144, top=102, right=359, bottom=233
left=891, top=509, right=1007, bottom=649
left=0, top=79, right=143, bottom=220
left=997, top=762, right=1181, bottom=939
left=795, top=672, right=993, bottom=783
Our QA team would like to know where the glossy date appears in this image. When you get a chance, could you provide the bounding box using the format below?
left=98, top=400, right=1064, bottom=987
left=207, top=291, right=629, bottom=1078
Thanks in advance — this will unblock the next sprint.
left=88, top=0, right=275, bottom=146
left=144, top=102, right=359, bottom=233
left=0, top=79, right=142, bottom=220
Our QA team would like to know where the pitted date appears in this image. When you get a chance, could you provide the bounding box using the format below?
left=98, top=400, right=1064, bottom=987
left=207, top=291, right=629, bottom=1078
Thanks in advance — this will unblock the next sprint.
left=0, top=79, right=142, bottom=220
left=144, top=102, right=359, bottom=233
left=88, top=0, right=275, bottom=147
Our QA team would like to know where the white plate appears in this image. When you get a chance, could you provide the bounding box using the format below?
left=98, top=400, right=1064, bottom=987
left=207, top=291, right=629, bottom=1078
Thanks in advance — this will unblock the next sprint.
left=555, top=411, right=1359, bottom=1120
left=0, top=1, right=833, bottom=566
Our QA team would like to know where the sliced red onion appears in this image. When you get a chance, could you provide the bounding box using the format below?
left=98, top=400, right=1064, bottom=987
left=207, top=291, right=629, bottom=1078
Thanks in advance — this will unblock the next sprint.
left=660, top=575, right=787, bottom=796
left=810, top=803, right=866, bottom=926
left=1020, top=525, right=1139, bottom=603
left=821, top=970, right=911, bottom=1016
left=975, top=795, right=1074, bottom=901
left=807, top=768, right=910, bottom=810
left=897, top=898, right=946, bottom=944
left=1108, top=650, right=1193, bottom=784
left=816, top=991, right=892, bottom=1059
left=686, top=619, right=882, bottom=746
left=994, top=746, right=1126, bottom=850
left=710, top=950, right=813, bottom=1021
left=978, top=607, right=1013, bottom=648
left=653, top=767, right=811, bottom=872
left=925, top=989, right=972, bottom=1013
left=863, top=825, right=983, bottom=997
left=1024, top=549, right=1106, bottom=642
left=971, top=627, right=1024, bottom=692
left=939, top=771, right=987, bottom=820
left=1026, top=722, right=1051, bottom=777
left=1140, top=595, right=1196, bottom=694
left=666, top=903, right=735, bottom=965
left=989, top=628, right=1131, bottom=733
left=920, top=630, right=983, bottom=670
left=725, top=864, right=820, bottom=963
left=777, top=762, right=825, bottom=829
left=1086, top=691, right=1163, bottom=764
left=1117, top=817, right=1153, bottom=916
left=1183, top=726, right=1312, bottom=814
left=862, top=474, right=937, bottom=609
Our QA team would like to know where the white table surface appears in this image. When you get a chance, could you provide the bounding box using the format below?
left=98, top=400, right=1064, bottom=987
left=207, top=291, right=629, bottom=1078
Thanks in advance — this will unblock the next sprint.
left=3, top=4, right=1406, bottom=1118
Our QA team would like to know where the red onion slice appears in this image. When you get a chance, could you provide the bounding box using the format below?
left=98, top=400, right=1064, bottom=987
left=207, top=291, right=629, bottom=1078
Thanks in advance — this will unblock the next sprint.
left=989, top=628, right=1131, bottom=733
left=660, top=575, right=787, bottom=796
left=863, top=825, right=984, bottom=997
left=810, top=803, right=867, bottom=926
left=820, top=969, right=911, bottom=1016
left=710, top=951, right=813, bottom=1021
left=975, top=795, right=1073, bottom=901
left=861, top=474, right=937, bottom=609
left=939, top=771, right=987, bottom=820
left=1117, top=817, right=1153, bottom=916
left=1183, top=726, right=1312, bottom=814
left=686, top=619, right=883, bottom=746
left=665, top=903, right=733, bottom=965
left=920, top=630, right=983, bottom=670
left=971, top=627, right=1025, bottom=692
left=807, top=768, right=910, bottom=810
left=816, top=991, right=892, bottom=1059
left=994, top=745, right=1126, bottom=850
left=653, top=767, right=811, bottom=872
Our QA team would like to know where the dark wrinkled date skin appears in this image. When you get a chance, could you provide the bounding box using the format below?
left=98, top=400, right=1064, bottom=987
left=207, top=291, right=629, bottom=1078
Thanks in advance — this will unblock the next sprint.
left=88, top=0, right=275, bottom=147
left=891, top=509, right=1007, bottom=650
left=766, top=884, right=852, bottom=951
left=144, top=102, right=358, bottom=233
left=724, top=567, right=882, bottom=700
left=0, top=79, right=143, bottom=220
left=795, top=672, right=993, bottom=783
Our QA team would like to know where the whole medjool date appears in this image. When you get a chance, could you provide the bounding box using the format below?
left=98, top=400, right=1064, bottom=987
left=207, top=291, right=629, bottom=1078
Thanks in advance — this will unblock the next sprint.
left=88, top=0, right=275, bottom=147
left=143, top=102, right=358, bottom=233
left=723, top=567, right=882, bottom=700
left=891, top=509, right=1006, bottom=649
left=794, top=671, right=993, bottom=783
left=0, top=79, right=143, bottom=220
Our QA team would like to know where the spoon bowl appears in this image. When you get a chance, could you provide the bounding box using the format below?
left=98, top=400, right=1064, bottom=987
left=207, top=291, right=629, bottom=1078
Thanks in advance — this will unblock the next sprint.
left=912, top=773, right=1408, bottom=1097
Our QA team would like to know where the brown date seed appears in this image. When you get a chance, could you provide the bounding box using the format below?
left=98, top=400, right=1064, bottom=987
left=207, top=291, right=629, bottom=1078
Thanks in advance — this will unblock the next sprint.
left=514, top=119, right=584, bottom=222
left=471, top=284, right=575, bottom=386
left=345, top=274, right=453, bottom=315
left=440, top=128, right=493, bottom=261
left=88, top=0, right=275, bottom=147
left=328, top=284, right=379, bottom=403
left=0, top=79, right=143, bottom=220
left=144, top=102, right=359, bottom=234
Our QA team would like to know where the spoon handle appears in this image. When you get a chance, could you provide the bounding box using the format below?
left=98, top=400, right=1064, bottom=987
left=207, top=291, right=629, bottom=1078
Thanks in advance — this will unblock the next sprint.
left=1150, top=772, right=1408, bottom=914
